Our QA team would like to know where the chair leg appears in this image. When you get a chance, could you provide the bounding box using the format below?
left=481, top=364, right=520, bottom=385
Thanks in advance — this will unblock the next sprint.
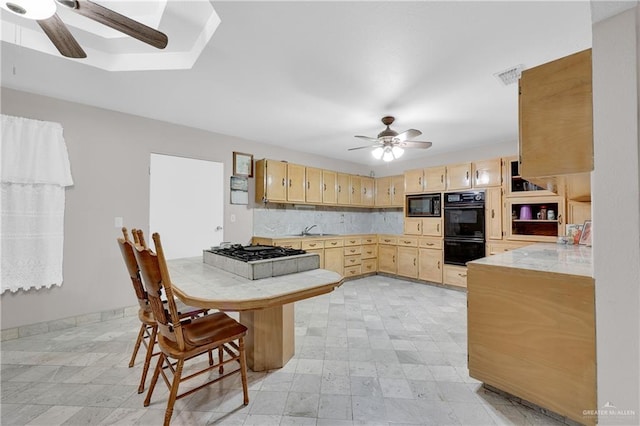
left=138, top=324, right=158, bottom=394
left=129, top=323, right=147, bottom=368
left=239, top=337, right=249, bottom=405
left=163, top=358, right=184, bottom=426
left=218, top=346, right=224, bottom=374
left=144, top=352, right=165, bottom=407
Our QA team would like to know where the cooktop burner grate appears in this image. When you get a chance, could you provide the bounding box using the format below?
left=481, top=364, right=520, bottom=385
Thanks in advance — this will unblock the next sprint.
left=211, top=244, right=306, bottom=262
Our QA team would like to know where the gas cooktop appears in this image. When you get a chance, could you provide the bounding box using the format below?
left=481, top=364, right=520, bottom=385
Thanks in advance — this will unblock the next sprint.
left=210, top=244, right=306, bottom=262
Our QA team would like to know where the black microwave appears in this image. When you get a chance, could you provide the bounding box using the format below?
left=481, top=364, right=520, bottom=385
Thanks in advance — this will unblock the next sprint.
left=406, top=193, right=442, bottom=217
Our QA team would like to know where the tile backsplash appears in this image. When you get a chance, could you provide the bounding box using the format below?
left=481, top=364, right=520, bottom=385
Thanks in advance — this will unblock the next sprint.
left=253, top=205, right=403, bottom=237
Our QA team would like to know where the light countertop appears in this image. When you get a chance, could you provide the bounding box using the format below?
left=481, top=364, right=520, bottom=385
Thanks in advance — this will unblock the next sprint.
left=167, top=257, right=343, bottom=311
left=468, top=243, right=593, bottom=278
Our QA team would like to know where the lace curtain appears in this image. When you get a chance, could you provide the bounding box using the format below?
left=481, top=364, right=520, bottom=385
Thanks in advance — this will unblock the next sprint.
left=1, top=115, right=73, bottom=293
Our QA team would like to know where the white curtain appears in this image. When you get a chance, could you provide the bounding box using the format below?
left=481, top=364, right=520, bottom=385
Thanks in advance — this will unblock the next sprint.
left=1, top=115, right=73, bottom=293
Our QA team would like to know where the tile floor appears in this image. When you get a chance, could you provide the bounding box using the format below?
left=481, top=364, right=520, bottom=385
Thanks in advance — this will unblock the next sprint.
left=1, top=275, right=566, bottom=425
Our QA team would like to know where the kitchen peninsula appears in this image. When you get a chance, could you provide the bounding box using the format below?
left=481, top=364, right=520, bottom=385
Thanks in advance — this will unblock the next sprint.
left=467, top=243, right=596, bottom=425
left=167, top=257, right=343, bottom=371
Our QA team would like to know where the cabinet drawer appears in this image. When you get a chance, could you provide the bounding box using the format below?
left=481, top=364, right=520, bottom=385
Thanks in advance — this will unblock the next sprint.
left=344, top=237, right=361, bottom=246
left=443, top=265, right=468, bottom=288
left=273, top=240, right=302, bottom=249
left=344, top=254, right=362, bottom=266
left=419, top=237, right=442, bottom=250
left=302, top=240, right=324, bottom=250
left=361, top=235, right=377, bottom=244
left=344, top=246, right=362, bottom=256
left=398, top=237, right=418, bottom=247
left=361, top=258, right=377, bottom=274
left=361, top=244, right=377, bottom=259
left=378, top=236, right=397, bottom=245
left=486, top=241, right=532, bottom=256
left=344, top=265, right=362, bottom=277
left=324, top=238, right=344, bottom=248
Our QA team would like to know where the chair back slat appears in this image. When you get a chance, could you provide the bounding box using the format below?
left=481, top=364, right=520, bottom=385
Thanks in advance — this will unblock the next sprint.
left=117, top=227, right=148, bottom=309
left=133, top=232, right=185, bottom=349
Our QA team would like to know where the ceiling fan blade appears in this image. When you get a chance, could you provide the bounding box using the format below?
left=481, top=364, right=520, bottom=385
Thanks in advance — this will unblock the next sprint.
left=398, top=140, right=433, bottom=149
left=72, top=0, right=168, bottom=49
left=348, top=144, right=381, bottom=151
left=37, top=14, right=86, bottom=58
left=396, top=129, right=422, bottom=142
left=355, top=135, right=380, bottom=142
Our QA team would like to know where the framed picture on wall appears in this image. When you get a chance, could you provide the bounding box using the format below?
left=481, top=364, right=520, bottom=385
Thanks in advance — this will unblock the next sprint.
left=233, top=152, right=253, bottom=177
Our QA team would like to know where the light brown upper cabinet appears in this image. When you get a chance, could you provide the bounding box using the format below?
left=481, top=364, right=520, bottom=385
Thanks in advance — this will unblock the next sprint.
left=350, top=175, right=362, bottom=205
left=322, top=170, right=337, bottom=204
left=519, top=49, right=593, bottom=177
left=375, top=175, right=404, bottom=207
left=255, top=159, right=288, bottom=202
left=564, top=173, right=591, bottom=202
left=485, top=187, right=503, bottom=240
left=404, top=217, right=442, bottom=237
left=472, top=159, right=502, bottom=188
left=286, top=163, right=306, bottom=203
left=361, top=177, right=375, bottom=207
left=337, top=173, right=351, bottom=205
left=404, top=166, right=446, bottom=194
left=305, top=167, right=323, bottom=204
left=446, top=162, right=472, bottom=190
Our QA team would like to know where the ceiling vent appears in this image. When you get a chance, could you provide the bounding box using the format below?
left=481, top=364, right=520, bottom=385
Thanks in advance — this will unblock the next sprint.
left=494, top=64, right=524, bottom=86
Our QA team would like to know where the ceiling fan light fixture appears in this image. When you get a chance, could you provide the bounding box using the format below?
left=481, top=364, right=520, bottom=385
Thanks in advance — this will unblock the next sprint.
left=382, top=148, right=395, bottom=162
left=371, top=147, right=384, bottom=160
left=2, top=0, right=56, bottom=20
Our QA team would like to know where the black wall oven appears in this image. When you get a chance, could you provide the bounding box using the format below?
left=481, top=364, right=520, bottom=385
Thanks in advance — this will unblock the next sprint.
left=443, top=191, right=486, bottom=266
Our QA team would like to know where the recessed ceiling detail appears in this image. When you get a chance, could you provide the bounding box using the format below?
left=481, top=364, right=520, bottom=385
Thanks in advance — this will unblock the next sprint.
left=0, top=0, right=220, bottom=71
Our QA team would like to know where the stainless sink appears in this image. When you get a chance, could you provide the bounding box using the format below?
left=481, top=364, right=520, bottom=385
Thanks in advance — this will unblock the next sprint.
left=286, top=233, right=339, bottom=237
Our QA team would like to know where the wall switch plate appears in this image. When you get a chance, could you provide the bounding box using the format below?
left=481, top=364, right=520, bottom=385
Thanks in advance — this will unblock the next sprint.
left=114, top=217, right=123, bottom=228
left=230, top=214, right=236, bottom=223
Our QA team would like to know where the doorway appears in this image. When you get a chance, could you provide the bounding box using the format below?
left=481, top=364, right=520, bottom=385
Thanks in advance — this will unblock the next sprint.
left=149, top=153, right=224, bottom=259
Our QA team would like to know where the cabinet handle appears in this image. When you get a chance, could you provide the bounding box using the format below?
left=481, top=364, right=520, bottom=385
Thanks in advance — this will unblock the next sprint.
left=476, top=170, right=479, bottom=180
left=331, top=242, right=337, bottom=245
left=289, top=179, right=292, bottom=187
left=338, top=185, right=341, bottom=193
left=323, top=183, right=327, bottom=191
left=418, top=177, right=422, bottom=186
left=458, top=273, right=467, bottom=278
left=426, top=242, right=434, bottom=246
left=440, top=174, right=444, bottom=183
left=437, top=261, right=441, bottom=269
left=413, top=258, right=416, bottom=266
left=307, top=181, right=310, bottom=189
left=387, top=188, right=390, bottom=195
left=437, top=223, right=440, bottom=232
left=363, top=187, right=367, bottom=194
left=466, top=171, right=469, bottom=181
left=309, top=243, right=317, bottom=247
left=558, top=214, right=562, bottom=225
left=384, top=239, right=391, bottom=243
left=282, top=178, right=286, bottom=186
left=417, top=223, right=421, bottom=231
left=392, top=255, right=395, bottom=264
left=491, top=209, right=495, bottom=219
left=350, top=249, right=356, bottom=253
left=352, top=187, right=355, bottom=194
left=393, top=187, right=396, bottom=195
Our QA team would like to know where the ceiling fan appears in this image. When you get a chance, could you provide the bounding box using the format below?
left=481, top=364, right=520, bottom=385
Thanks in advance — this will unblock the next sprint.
left=0, top=0, right=168, bottom=59
left=349, top=116, right=433, bottom=162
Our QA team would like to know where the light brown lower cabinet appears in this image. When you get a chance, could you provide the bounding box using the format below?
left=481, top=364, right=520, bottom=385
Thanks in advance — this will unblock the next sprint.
left=361, top=258, right=377, bottom=274
left=378, top=244, right=397, bottom=274
left=486, top=240, right=532, bottom=256
left=443, top=264, right=468, bottom=288
left=396, top=246, right=418, bottom=279
left=324, top=246, right=344, bottom=275
left=418, top=248, right=442, bottom=283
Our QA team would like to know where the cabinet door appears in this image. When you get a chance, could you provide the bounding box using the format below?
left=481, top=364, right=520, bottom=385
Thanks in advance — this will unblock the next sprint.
left=564, top=173, right=591, bottom=202
left=505, top=157, right=557, bottom=197
left=421, top=217, right=442, bottom=237
left=443, top=264, right=467, bottom=288
left=263, top=160, right=287, bottom=202
left=423, top=166, right=446, bottom=191
left=322, top=170, right=337, bottom=204
left=287, top=163, right=306, bottom=202
left=337, top=173, right=351, bottom=205
left=404, top=169, right=424, bottom=193
left=403, top=218, right=422, bottom=235
left=506, top=196, right=565, bottom=242
left=473, top=158, right=502, bottom=188
left=377, top=244, right=397, bottom=274
left=361, top=177, right=375, bottom=206
left=519, top=49, right=593, bottom=177
left=397, top=246, right=418, bottom=279
left=350, top=175, right=362, bottom=205
left=391, top=175, right=405, bottom=207
left=305, top=167, right=323, bottom=204
left=485, top=187, right=503, bottom=240
left=324, top=247, right=344, bottom=274
left=418, top=248, right=442, bottom=283
left=446, top=163, right=472, bottom=190
left=375, top=176, right=391, bottom=207
left=567, top=201, right=591, bottom=225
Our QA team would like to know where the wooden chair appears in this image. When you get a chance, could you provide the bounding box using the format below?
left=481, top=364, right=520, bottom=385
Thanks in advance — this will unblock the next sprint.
left=133, top=231, right=249, bottom=426
left=116, top=227, right=208, bottom=394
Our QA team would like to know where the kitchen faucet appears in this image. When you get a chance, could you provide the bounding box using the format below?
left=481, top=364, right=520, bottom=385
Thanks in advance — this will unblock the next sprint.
left=302, top=224, right=317, bottom=235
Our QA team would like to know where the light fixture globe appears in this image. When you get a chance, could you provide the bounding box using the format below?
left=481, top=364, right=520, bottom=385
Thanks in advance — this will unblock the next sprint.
left=382, top=147, right=394, bottom=162
left=392, top=146, right=404, bottom=159
left=372, top=147, right=384, bottom=160
left=1, top=0, right=56, bottom=20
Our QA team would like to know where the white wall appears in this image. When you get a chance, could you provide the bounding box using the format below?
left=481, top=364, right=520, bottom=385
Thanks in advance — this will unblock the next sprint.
left=592, top=6, right=640, bottom=424
left=0, top=88, right=371, bottom=330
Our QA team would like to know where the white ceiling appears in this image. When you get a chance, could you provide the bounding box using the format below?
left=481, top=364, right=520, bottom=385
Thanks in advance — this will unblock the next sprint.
left=0, top=1, right=593, bottom=166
